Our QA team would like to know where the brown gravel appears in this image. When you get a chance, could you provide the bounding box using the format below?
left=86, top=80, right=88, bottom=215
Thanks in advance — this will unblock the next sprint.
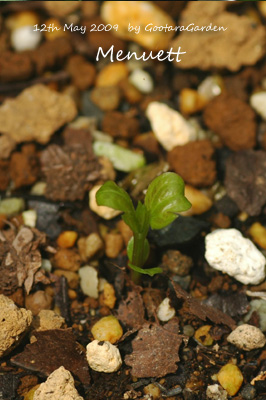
left=66, top=55, right=96, bottom=91
left=102, top=111, right=140, bottom=139
left=167, top=139, right=216, bottom=187
left=204, top=93, right=257, bottom=151
left=10, top=144, right=39, bottom=188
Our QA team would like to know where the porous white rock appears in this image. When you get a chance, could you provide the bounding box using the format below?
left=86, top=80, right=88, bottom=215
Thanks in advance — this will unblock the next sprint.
left=227, top=324, right=266, bottom=351
left=0, top=295, right=32, bottom=358
left=250, top=92, right=266, bottom=120
left=129, top=69, right=154, bottom=94
left=86, top=340, right=122, bottom=373
left=157, top=297, right=175, bottom=322
left=11, top=25, right=42, bottom=52
left=79, top=266, right=99, bottom=298
left=205, top=228, right=266, bottom=285
left=146, top=102, right=196, bottom=151
left=33, top=366, right=83, bottom=400
left=206, top=384, right=227, bottom=400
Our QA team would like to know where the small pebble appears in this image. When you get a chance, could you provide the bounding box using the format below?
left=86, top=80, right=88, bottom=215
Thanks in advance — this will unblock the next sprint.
left=205, top=228, right=266, bottom=285
left=227, top=324, right=266, bottom=351
left=194, top=325, right=213, bottom=346
left=96, top=62, right=128, bottom=87
left=89, top=184, right=121, bottom=220
left=30, top=182, right=47, bottom=196
left=161, top=250, right=193, bottom=276
left=33, top=310, right=65, bottom=331
left=11, top=25, right=42, bottom=52
left=217, top=364, right=243, bottom=396
left=183, top=325, right=195, bottom=337
left=91, top=315, right=123, bottom=344
left=180, top=88, right=207, bottom=115
left=143, top=384, right=161, bottom=399
left=0, top=197, right=25, bottom=217
left=41, top=259, right=52, bottom=273
left=250, top=92, right=266, bottom=120
left=93, top=141, right=146, bottom=172
left=249, top=222, right=266, bottom=250
left=33, top=366, right=83, bottom=400
left=101, top=283, right=117, bottom=309
left=91, top=86, right=121, bottom=111
left=0, top=294, right=32, bottom=357
left=86, top=340, right=122, bottom=373
left=206, top=384, right=227, bottom=400
left=6, top=10, right=39, bottom=31
left=241, top=384, right=257, bottom=400
left=104, top=231, right=124, bottom=258
left=53, top=248, right=81, bottom=272
left=198, top=76, right=223, bottom=101
left=79, top=265, right=99, bottom=298
left=182, top=185, right=213, bottom=216
left=22, top=209, right=37, bottom=228
left=57, top=231, right=78, bottom=249
left=129, top=69, right=154, bottom=94
left=101, top=1, right=175, bottom=50
left=146, top=102, right=196, bottom=151
left=157, top=297, right=175, bottom=322
left=78, top=233, right=104, bottom=261
left=25, top=291, right=53, bottom=316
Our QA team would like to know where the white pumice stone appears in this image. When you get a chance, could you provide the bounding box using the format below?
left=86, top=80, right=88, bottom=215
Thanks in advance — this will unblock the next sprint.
left=22, top=209, right=37, bottom=228
left=157, top=297, right=176, bottom=322
left=129, top=69, right=154, bottom=94
left=206, top=384, right=228, bottom=400
left=146, top=102, right=196, bottom=151
left=205, top=228, right=266, bottom=285
left=79, top=266, right=99, bottom=298
left=86, top=340, right=122, bottom=373
left=33, top=366, right=83, bottom=400
left=11, top=25, right=42, bottom=52
left=250, top=92, right=266, bottom=120
left=227, top=324, right=266, bottom=351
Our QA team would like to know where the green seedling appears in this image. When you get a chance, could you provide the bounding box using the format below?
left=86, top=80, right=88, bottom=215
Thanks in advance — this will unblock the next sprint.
left=96, top=172, right=191, bottom=282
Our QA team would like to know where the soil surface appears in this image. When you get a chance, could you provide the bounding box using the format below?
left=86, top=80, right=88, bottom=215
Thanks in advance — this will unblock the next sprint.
left=1, top=1, right=266, bottom=400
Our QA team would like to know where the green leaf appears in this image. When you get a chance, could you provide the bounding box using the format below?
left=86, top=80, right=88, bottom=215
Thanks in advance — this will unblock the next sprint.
left=96, top=181, right=139, bottom=232
left=127, top=236, right=150, bottom=265
left=128, top=263, right=162, bottom=277
left=144, top=172, right=191, bottom=230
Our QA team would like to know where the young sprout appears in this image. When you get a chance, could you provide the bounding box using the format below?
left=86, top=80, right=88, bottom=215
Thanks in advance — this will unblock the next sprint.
left=96, top=172, right=191, bottom=282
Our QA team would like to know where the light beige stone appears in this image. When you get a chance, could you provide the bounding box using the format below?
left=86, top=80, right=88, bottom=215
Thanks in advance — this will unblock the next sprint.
left=0, top=84, right=77, bottom=144
left=101, top=1, right=175, bottom=50
left=33, top=366, right=83, bottom=400
left=0, top=294, right=32, bottom=358
left=227, top=324, right=266, bottom=351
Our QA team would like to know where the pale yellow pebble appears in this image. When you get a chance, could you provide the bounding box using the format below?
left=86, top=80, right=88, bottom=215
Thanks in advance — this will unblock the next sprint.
left=6, top=11, right=39, bottom=31
left=91, top=315, right=123, bottom=344
left=101, top=1, right=175, bottom=50
left=102, top=283, right=116, bottom=309
left=194, top=325, right=213, bottom=346
left=143, top=383, right=161, bottom=399
left=180, top=88, right=207, bottom=115
left=181, top=185, right=212, bottom=216
left=78, top=233, right=104, bottom=261
left=57, top=231, right=78, bottom=249
left=258, top=1, right=266, bottom=18
left=43, top=18, right=67, bottom=40
left=96, top=62, right=128, bottom=87
left=217, top=364, right=243, bottom=396
left=104, top=231, right=124, bottom=258
left=89, top=185, right=121, bottom=220
left=249, top=222, right=266, bottom=249
left=30, top=182, right=47, bottom=196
